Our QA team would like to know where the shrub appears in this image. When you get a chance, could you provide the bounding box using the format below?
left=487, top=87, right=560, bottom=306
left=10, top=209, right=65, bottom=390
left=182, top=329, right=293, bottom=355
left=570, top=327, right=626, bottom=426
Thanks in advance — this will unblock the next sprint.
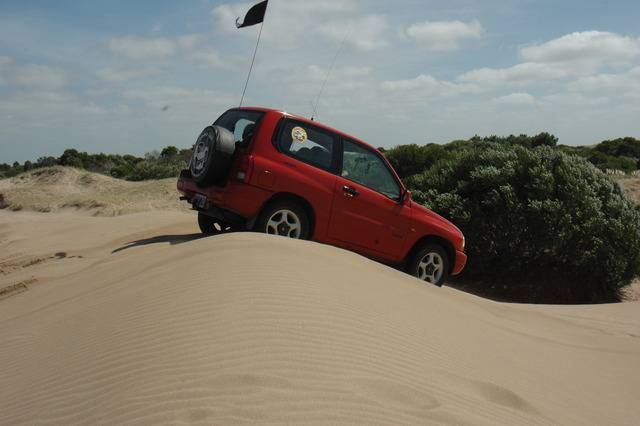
left=478, top=132, right=558, bottom=148
left=409, top=144, right=640, bottom=303
left=385, top=144, right=450, bottom=179
left=59, top=149, right=85, bottom=168
left=595, top=137, right=640, bottom=163
left=125, top=160, right=185, bottom=181
left=584, top=150, right=636, bottom=173
left=161, top=146, right=179, bottom=159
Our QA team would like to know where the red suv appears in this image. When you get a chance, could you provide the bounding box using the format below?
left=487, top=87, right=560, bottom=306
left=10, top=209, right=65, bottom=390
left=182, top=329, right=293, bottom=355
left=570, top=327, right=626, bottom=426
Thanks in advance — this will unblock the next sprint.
left=177, top=107, right=466, bottom=286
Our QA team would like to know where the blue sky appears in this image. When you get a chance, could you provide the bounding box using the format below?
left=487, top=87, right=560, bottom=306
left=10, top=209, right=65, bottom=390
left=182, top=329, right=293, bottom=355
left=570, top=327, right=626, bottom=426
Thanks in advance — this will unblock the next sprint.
left=1, top=0, right=639, bottom=163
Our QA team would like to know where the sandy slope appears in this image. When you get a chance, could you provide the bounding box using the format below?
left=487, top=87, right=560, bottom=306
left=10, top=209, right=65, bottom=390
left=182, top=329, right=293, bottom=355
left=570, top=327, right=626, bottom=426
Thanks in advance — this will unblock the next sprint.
left=618, top=176, right=640, bottom=204
left=1, top=211, right=639, bottom=425
left=0, top=167, right=188, bottom=216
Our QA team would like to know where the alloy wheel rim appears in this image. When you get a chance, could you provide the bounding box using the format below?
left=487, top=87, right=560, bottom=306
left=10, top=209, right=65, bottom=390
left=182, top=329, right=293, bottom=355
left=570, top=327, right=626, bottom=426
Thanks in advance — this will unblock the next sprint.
left=192, top=139, right=209, bottom=174
left=266, top=209, right=302, bottom=239
left=417, top=252, right=444, bottom=284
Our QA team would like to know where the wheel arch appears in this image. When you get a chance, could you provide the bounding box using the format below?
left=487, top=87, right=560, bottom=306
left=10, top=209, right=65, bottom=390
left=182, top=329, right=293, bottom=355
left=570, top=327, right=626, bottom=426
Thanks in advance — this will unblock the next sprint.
left=405, top=235, right=455, bottom=273
left=255, top=192, right=316, bottom=238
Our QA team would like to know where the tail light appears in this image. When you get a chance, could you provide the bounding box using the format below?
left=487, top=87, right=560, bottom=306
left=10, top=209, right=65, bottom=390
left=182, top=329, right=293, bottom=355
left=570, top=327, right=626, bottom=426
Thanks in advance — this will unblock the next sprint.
left=236, top=154, right=254, bottom=183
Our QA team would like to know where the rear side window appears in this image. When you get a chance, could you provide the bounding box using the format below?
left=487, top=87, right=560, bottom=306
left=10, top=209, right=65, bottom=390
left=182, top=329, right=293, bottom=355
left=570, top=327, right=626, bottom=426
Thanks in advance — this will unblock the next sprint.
left=276, top=120, right=337, bottom=172
left=214, top=110, right=264, bottom=144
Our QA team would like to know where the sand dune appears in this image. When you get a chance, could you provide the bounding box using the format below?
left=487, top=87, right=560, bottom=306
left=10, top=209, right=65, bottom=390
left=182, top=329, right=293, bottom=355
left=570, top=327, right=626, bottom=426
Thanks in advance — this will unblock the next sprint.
left=1, top=210, right=639, bottom=425
left=619, top=176, right=640, bottom=205
left=0, top=167, right=188, bottom=216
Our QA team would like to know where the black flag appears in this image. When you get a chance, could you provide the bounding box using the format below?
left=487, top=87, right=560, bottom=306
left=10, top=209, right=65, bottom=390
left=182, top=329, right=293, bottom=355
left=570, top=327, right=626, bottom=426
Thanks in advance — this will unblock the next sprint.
left=236, top=0, right=268, bottom=28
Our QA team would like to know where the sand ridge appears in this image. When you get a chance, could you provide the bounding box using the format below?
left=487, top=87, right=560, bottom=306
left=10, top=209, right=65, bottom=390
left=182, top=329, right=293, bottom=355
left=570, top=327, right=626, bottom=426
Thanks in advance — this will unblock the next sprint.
left=0, top=210, right=639, bottom=425
left=0, top=167, right=188, bottom=216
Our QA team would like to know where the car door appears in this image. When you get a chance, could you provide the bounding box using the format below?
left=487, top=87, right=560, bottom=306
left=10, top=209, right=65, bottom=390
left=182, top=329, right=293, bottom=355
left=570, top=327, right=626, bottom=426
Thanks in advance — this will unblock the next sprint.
left=261, top=118, right=340, bottom=241
left=328, top=139, right=410, bottom=260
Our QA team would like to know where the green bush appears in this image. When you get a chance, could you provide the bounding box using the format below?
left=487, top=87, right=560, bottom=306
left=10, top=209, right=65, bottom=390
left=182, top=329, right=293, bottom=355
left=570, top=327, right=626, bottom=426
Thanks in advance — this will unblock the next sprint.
left=595, top=137, right=640, bottom=163
left=409, top=144, right=640, bottom=303
left=125, top=160, right=185, bottom=181
left=384, top=144, right=450, bottom=179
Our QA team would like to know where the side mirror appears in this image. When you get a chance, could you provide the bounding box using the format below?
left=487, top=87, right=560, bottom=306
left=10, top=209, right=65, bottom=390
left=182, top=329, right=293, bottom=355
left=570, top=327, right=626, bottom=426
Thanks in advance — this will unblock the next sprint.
left=400, top=189, right=412, bottom=204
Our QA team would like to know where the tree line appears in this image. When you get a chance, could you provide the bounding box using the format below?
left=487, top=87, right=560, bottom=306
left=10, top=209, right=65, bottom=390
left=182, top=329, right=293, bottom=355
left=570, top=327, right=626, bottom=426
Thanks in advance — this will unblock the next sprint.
left=380, top=134, right=640, bottom=181
left=0, top=146, right=192, bottom=181
left=2, top=135, right=639, bottom=181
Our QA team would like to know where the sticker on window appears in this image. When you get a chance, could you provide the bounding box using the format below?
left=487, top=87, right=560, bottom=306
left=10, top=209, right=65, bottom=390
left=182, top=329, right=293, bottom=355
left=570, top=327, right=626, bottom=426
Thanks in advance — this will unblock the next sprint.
left=291, top=126, right=307, bottom=144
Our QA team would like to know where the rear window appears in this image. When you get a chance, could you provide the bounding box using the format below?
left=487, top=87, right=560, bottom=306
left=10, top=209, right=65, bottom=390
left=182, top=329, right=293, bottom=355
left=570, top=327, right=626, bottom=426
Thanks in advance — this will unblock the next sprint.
left=276, top=120, right=337, bottom=172
left=214, top=109, right=265, bottom=143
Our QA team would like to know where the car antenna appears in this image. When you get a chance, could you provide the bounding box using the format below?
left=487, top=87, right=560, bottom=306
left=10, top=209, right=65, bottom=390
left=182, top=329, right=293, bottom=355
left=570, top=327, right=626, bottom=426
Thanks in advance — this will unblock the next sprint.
left=311, top=27, right=351, bottom=121
left=309, top=102, right=318, bottom=121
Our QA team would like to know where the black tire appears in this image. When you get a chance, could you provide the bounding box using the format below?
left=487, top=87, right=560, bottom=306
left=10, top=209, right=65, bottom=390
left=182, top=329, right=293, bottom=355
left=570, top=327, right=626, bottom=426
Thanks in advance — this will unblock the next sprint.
left=190, top=125, right=236, bottom=186
left=254, top=200, right=310, bottom=240
left=407, top=243, right=450, bottom=287
left=198, top=212, right=231, bottom=236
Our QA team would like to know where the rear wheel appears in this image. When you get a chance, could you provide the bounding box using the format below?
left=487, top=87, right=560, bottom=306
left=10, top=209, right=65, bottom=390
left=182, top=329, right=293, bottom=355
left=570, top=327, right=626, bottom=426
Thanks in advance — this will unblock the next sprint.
left=408, top=243, right=449, bottom=287
left=255, top=200, right=310, bottom=240
left=198, top=212, right=232, bottom=236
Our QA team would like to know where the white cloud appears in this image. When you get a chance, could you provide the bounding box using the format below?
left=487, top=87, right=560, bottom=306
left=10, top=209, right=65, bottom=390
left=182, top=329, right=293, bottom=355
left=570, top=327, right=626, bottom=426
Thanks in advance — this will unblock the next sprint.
left=176, top=34, right=205, bottom=50
left=107, top=34, right=205, bottom=60
left=0, top=91, right=107, bottom=129
left=0, top=58, right=67, bottom=90
left=96, top=67, right=160, bottom=83
left=284, top=64, right=374, bottom=96
left=459, top=31, right=640, bottom=91
left=123, top=86, right=236, bottom=111
left=16, top=65, right=66, bottom=90
left=211, top=1, right=251, bottom=33
left=521, top=31, right=640, bottom=64
left=0, top=56, right=11, bottom=85
left=405, top=19, right=484, bottom=51
left=190, top=49, right=240, bottom=70
left=492, top=92, right=536, bottom=105
left=212, top=1, right=385, bottom=51
left=568, top=66, right=640, bottom=92
left=382, top=74, right=476, bottom=99
left=319, top=15, right=389, bottom=52
left=213, top=0, right=358, bottom=32
left=458, top=62, right=570, bottom=87
left=109, top=36, right=177, bottom=59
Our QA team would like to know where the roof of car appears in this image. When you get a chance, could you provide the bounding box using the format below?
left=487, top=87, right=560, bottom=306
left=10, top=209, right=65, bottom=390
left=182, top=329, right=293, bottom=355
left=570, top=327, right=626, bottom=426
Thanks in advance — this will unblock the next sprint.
left=235, top=106, right=379, bottom=153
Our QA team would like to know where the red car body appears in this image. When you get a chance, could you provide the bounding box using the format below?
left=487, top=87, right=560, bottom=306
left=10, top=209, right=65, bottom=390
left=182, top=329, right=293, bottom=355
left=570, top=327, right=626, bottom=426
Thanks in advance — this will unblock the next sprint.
left=177, top=107, right=466, bottom=276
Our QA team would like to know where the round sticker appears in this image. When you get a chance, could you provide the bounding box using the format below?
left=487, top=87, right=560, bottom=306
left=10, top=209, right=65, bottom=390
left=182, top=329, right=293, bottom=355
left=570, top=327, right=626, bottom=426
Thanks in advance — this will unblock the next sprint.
left=291, top=126, right=307, bottom=144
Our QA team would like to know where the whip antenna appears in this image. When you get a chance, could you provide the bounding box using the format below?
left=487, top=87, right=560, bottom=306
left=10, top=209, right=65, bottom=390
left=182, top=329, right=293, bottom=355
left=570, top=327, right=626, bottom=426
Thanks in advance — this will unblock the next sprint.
left=236, top=0, right=270, bottom=107
left=311, top=27, right=351, bottom=121
left=240, top=22, right=264, bottom=107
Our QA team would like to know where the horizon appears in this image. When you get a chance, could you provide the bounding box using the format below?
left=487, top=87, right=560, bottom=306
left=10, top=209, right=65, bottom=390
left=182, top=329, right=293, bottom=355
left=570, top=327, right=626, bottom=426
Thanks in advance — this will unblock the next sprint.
left=1, top=0, right=639, bottom=163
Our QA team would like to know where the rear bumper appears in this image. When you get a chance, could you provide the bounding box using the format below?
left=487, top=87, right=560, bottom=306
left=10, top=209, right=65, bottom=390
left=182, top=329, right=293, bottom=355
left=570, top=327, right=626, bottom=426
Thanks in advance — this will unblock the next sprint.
left=452, top=250, right=467, bottom=276
left=176, top=171, right=271, bottom=221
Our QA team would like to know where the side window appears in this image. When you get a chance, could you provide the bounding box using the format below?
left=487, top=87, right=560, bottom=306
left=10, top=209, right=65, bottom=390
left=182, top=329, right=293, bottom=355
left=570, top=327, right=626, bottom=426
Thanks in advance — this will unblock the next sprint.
left=342, top=140, right=401, bottom=200
left=214, top=110, right=264, bottom=144
left=233, top=118, right=255, bottom=143
left=277, top=120, right=337, bottom=171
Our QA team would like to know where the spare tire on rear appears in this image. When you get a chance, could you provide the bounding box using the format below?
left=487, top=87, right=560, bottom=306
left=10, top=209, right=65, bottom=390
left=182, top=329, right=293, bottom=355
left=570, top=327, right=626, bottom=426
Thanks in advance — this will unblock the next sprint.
left=190, top=125, right=236, bottom=186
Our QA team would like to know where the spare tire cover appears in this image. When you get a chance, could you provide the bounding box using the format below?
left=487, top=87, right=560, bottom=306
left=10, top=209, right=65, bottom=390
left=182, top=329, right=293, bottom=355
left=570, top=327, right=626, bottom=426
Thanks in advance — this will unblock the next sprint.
left=190, top=125, right=236, bottom=185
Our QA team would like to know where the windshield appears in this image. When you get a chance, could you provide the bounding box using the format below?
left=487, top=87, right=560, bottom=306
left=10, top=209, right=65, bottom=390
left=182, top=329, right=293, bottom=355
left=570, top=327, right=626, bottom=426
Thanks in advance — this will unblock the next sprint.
left=214, top=109, right=265, bottom=143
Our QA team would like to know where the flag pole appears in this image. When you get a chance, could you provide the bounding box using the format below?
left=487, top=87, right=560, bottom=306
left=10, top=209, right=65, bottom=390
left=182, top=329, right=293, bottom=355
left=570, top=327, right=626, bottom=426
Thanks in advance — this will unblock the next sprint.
left=239, top=22, right=264, bottom=107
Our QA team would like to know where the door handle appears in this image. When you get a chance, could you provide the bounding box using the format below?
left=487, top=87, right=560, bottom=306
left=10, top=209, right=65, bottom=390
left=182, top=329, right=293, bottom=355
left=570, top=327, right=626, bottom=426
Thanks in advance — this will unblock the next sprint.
left=342, top=185, right=360, bottom=197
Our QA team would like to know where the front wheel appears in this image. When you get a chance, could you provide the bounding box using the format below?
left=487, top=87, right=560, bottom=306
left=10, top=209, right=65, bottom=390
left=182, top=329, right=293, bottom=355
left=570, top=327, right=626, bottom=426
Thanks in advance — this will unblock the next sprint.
left=254, top=200, right=310, bottom=240
left=407, top=243, right=450, bottom=287
left=198, top=212, right=232, bottom=236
